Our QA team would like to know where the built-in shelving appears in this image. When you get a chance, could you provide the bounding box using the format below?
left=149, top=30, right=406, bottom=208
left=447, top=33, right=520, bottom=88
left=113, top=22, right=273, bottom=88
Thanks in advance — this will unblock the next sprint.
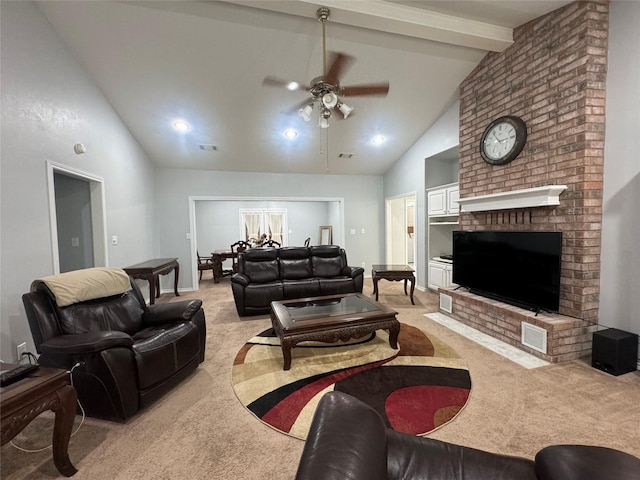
left=429, top=221, right=458, bottom=226
left=457, top=185, right=568, bottom=212
left=427, top=182, right=459, bottom=290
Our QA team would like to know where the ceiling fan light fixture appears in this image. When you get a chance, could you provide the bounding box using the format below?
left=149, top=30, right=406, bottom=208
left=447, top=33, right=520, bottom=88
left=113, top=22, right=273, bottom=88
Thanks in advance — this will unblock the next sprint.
left=337, top=102, right=353, bottom=119
left=319, top=108, right=331, bottom=128
left=322, top=92, right=338, bottom=109
left=298, top=103, right=313, bottom=122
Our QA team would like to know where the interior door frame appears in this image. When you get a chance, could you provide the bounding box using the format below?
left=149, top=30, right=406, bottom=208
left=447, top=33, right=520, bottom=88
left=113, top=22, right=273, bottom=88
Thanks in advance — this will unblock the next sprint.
left=188, top=195, right=345, bottom=289
left=47, top=161, right=108, bottom=273
left=385, top=191, right=417, bottom=274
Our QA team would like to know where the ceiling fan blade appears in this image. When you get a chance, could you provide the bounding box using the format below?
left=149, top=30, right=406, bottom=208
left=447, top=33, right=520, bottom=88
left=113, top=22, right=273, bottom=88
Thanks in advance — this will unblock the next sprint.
left=341, top=83, right=390, bottom=97
left=262, top=76, right=309, bottom=91
left=324, top=52, right=355, bottom=86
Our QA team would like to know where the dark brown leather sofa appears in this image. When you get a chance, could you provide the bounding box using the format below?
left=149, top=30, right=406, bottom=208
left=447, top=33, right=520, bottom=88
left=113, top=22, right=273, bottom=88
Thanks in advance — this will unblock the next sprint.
left=295, top=391, right=640, bottom=480
left=22, top=269, right=206, bottom=422
left=231, top=245, right=364, bottom=316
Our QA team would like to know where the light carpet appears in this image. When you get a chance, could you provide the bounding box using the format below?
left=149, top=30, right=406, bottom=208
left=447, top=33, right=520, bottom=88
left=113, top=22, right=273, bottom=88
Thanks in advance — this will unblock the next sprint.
left=1, top=278, right=639, bottom=480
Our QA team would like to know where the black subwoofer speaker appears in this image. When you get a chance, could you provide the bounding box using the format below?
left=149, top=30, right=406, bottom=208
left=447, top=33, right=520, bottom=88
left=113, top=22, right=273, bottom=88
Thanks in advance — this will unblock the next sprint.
left=592, top=328, right=638, bottom=376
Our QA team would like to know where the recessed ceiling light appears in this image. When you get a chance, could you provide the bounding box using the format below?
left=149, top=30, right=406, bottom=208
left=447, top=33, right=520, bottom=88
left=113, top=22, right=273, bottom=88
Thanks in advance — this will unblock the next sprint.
left=372, top=135, right=385, bottom=145
left=284, top=128, right=298, bottom=139
left=172, top=120, right=190, bottom=132
left=287, top=82, right=300, bottom=91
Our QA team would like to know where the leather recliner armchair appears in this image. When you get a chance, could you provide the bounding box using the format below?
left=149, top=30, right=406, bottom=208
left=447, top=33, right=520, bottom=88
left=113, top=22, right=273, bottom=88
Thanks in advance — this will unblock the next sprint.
left=22, top=267, right=206, bottom=422
left=295, top=391, right=640, bottom=480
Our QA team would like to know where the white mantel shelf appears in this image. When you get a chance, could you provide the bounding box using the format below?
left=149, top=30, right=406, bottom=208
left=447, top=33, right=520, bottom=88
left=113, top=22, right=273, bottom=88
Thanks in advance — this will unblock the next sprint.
left=458, top=185, right=568, bottom=212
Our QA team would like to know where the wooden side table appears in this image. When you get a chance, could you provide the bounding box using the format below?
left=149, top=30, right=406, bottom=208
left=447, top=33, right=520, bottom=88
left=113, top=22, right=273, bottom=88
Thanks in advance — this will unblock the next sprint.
left=1, top=365, right=78, bottom=476
left=371, top=264, right=416, bottom=305
left=124, top=258, right=180, bottom=304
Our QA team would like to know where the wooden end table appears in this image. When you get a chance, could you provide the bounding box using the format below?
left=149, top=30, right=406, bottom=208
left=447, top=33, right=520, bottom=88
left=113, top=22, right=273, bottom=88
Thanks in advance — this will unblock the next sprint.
left=1, top=365, right=78, bottom=476
left=124, top=258, right=180, bottom=305
left=371, top=264, right=415, bottom=305
left=270, top=293, right=400, bottom=370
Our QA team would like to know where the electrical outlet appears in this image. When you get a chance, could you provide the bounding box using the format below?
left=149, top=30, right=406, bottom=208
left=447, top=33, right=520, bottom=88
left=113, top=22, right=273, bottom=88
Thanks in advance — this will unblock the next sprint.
left=16, top=342, right=27, bottom=363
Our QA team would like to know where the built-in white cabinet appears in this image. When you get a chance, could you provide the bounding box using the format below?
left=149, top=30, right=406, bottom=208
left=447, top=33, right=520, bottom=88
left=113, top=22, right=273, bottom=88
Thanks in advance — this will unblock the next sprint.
left=427, top=184, right=459, bottom=216
left=428, top=261, right=453, bottom=290
left=426, top=182, right=459, bottom=291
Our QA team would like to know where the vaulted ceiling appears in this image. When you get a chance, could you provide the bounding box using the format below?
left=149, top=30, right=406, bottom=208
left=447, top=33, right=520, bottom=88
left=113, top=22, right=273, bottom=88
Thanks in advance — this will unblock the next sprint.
left=37, top=0, right=571, bottom=175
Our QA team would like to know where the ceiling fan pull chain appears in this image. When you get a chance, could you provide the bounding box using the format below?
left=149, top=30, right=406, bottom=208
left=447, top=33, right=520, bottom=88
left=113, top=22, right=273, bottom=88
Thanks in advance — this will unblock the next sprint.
left=325, top=128, right=330, bottom=173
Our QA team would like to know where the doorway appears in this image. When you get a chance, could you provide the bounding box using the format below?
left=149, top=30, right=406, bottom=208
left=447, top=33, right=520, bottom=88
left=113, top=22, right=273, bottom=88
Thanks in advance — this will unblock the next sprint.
left=47, top=162, right=108, bottom=273
left=385, top=193, right=417, bottom=271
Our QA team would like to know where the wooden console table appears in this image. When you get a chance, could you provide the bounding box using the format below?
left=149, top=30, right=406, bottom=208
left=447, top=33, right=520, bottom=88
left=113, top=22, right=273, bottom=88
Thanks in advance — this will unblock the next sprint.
left=1, top=365, right=78, bottom=476
left=371, top=264, right=416, bottom=305
left=124, top=258, right=180, bottom=305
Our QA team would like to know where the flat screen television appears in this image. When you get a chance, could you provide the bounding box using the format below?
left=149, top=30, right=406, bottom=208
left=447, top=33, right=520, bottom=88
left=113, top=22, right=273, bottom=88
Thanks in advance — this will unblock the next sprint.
left=452, top=231, right=562, bottom=313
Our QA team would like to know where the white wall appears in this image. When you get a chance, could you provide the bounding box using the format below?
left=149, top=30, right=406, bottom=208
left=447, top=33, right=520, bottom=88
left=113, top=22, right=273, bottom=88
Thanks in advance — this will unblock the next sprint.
left=155, top=169, right=383, bottom=290
left=383, top=101, right=460, bottom=288
left=600, top=0, right=640, bottom=338
left=0, top=2, right=157, bottom=361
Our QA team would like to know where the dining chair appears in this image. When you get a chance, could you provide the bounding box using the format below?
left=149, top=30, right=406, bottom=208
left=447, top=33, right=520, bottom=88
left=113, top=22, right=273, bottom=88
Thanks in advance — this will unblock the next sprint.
left=263, top=239, right=281, bottom=248
left=197, top=251, right=214, bottom=280
left=230, top=240, right=251, bottom=273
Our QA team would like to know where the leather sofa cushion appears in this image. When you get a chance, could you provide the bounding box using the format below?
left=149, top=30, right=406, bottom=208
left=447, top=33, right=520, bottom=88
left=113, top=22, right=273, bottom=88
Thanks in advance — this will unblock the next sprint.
left=319, top=277, right=354, bottom=296
left=242, top=249, right=280, bottom=283
left=386, top=431, right=537, bottom=480
left=280, top=247, right=313, bottom=279
left=57, top=292, right=144, bottom=335
left=311, top=246, right=345, bottom=277
left=283, top=279, right=320, bottom=299
left=534, top=445, right=640, bottom=480
left=244, top=282, right=284, bottom=307
left=244, top=259, right=280, bottom=283
left=133, top=322, right=199, bottom=390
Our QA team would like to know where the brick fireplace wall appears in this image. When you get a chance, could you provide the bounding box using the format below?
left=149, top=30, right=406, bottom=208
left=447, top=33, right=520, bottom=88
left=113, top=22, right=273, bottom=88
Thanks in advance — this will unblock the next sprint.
left=446, top=1, right=609, bottom=362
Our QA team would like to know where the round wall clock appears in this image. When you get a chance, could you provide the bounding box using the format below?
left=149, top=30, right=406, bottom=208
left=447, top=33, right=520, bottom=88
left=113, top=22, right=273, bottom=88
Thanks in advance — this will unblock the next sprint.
left=479, top=115, right=527, bottom=165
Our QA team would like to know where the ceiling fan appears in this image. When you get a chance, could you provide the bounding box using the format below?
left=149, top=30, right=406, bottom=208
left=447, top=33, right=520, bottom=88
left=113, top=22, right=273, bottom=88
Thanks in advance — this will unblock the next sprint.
left=263, top=7, right=390, bottom=128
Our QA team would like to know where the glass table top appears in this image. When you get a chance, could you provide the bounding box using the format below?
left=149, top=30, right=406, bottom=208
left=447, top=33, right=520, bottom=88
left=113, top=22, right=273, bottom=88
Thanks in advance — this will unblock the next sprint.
left=283, top=294, right=381, bottom=322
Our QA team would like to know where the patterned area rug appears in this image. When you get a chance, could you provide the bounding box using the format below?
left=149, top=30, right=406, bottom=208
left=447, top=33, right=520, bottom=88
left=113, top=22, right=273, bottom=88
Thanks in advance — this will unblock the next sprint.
left=231, top=323, right=472, bottom=439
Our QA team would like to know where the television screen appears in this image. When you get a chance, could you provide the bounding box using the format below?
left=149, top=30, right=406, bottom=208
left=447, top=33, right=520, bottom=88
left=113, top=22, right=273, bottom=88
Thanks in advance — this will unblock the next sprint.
left=452, top=231, right=562, bottom=313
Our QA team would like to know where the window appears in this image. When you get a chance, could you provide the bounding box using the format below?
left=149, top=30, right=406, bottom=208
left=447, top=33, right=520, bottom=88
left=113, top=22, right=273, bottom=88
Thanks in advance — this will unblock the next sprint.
left=239, top=209, right=287, bottom=245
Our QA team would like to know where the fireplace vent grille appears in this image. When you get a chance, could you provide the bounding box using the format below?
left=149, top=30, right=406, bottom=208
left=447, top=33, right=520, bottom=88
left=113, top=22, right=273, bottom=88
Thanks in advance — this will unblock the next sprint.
left=521, top=321, right=547, bottom=354
left=439, top=293, right=453, bottom=313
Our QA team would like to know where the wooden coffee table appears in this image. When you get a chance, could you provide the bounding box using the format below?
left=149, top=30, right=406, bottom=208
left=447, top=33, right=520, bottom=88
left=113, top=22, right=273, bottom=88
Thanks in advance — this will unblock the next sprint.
left=371, top=264, right=416, bottom=305
left=1, top=365, right=78, bottom=476
left=270, top=293, right=400, bottom=370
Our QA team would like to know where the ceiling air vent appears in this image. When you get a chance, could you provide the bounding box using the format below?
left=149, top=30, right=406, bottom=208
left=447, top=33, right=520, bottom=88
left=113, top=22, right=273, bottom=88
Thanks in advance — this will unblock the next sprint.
left=521, top=321, right=547, bottom=354
left=199, top=144, right=217, bottom=151
left=338, top=152, right=354, bottom=158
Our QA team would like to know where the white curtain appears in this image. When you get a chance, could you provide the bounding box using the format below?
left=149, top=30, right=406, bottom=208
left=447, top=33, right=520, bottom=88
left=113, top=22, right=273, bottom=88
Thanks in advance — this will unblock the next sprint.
left=267, top=212, right=284, bottom=243
left=243, top=213, right=261, bottom=240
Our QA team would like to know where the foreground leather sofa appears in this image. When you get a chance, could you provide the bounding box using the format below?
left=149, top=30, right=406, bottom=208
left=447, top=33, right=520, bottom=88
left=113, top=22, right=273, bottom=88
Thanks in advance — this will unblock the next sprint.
left=22, top=267, right=206, bottom=422
left=296, top=391, right=640, bottom=480
left=231, top=245, right=364, bottom=316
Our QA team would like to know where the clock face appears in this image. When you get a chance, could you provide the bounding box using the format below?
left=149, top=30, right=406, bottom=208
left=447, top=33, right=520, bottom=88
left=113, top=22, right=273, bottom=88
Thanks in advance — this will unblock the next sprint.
left=480, top=116, right=527, bottom=165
